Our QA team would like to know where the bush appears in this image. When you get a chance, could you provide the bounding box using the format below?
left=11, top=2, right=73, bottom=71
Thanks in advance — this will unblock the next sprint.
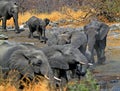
left=66, top=70, right=100, bottom=91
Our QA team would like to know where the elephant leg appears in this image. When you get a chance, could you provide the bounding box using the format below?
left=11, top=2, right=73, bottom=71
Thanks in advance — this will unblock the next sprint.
left=95, top=46, right=101, bottom=64
left=2, top=17, right=7, bottom=32
left=100, top=37, right=107, bottom=63
left=38, top=31, right=44, bottom=42
left=95, top=39, right=106, bottom=64
left=100, top=49, right=106, bottom=63
left=37, top=27, right=43, bottom=42
left=28, top=32, right=34, bottom=38
left=28, top=27, right=34, bottom=38
left=13, top=18, right=20, bottom=33
left=59, top=70, right=68, bottom=87
left=41, top=27, right=46, bottom=43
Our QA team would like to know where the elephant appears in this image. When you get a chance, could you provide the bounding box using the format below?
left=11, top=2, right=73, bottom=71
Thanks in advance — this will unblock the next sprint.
left=0, top=41, right=58, bottom=89
left=0, top=0, right=20, bottom=33
left=40, top=44, right=91, bottom=87
left=57, top=31, right=87, bottom=55
left=26, top=16, right=50, bottom=43
left=46, top=30, right=87, bottom=56
left=84, top=20, right=109, bottom=64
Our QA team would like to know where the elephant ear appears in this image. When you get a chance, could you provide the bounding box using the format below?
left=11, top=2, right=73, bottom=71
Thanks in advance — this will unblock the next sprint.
left=49, top=56, right=69, bottom=70
left=99, top=23, right=109, bottom=40
left=10, top=5, right=18, bottom=14
left=44, top=18, right=50, bottom=26
left=8, top=50, right=35, bottom=79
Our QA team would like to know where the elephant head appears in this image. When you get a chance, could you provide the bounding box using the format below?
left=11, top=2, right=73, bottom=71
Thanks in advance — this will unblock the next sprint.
left=44, top=18, right=50, bottom=27
left=57, top=33, right=71, bottom=45
left=8, top=49, right=53, bottom=80
left=61, top=45, right=90, bottom=76
left=47, top=45, right=90, bottom=78
left=84, top=20, right=109, bottom=63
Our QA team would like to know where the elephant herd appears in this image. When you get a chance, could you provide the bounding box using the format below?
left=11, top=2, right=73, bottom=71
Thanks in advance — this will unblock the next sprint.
left=0, top=0, right=110, bottom=90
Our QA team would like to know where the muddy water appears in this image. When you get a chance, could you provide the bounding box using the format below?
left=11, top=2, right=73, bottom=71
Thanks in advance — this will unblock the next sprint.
left=93, top=35, right=120, bottom=91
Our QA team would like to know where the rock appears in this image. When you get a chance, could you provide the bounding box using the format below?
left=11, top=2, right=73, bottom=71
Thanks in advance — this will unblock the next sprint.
left=0, top=34, right=8, bottom=40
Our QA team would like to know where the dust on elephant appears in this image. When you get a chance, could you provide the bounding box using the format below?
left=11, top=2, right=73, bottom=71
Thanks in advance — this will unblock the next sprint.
left=0, top=0, right=20, bottom=33
left=57, top=31, right=87, bottom=55
left=0, top=41, right=56, bottom=89
left=26, top=16, right=50, bottom=43
left=46, top=30, right=87, bottom=56
left=84, top=20, right=109, bottom=64
left=40, top=44, right=90, bottom=87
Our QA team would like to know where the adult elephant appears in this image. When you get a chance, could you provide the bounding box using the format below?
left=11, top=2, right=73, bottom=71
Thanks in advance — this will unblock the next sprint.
left=0, top=1, right=20, bottom=33
left=0, top=41, right=57, bottom=89
left=46, top=30, right=87, bottom=56
left=57, top=31, right=87, bottom=55
left=40, top=44, right=91, bottom=87
left=84, top=20, right=109, bottom=64
left=26, top=16, right=50, bottom=43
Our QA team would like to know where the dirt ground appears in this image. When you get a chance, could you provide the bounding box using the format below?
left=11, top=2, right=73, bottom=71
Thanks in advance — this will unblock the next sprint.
left=0, top=27, right=120, bottom=90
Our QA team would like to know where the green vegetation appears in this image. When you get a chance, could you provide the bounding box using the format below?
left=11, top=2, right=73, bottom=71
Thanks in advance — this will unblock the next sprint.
left=67, top=70, right=100, bottom=91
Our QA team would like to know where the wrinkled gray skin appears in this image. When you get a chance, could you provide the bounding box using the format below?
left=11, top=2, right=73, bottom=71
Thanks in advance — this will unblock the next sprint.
left=58, top=31, right=87, bottom=55
left=46, top=30, right=87, bottom=56
left=27, top=16, right=50, bottom=43
left=84, top=20, right=109, bottom=64
left=0, top=42, right=55, bottom=88
left=40, top=44, right=89, bottom=86
left=0, top=1, right=20, bottom=33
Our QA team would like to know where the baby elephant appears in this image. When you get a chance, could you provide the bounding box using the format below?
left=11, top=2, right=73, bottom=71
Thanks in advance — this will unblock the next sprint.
left=27, top=16, right=50, bottom=43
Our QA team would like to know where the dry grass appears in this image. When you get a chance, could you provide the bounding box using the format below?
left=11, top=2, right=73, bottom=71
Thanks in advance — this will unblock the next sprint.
left=0, top=75, right=51, bottom=91
left=0, top=8, right=89, bottom=27
left=0, top=81, right=50, bottom=91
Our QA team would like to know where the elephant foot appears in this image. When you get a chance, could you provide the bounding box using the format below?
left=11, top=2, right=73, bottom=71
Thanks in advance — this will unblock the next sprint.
left=97, top=61, right=106, bottom=65
left=97, top=57, right=106, bottom=65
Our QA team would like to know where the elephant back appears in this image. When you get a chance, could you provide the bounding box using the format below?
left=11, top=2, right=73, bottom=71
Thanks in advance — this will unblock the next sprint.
left=0, top=44, right=29, bottom=68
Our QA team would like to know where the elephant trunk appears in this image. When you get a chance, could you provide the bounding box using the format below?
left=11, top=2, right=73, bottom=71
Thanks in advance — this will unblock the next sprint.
left=86, top=36, right=96, bottom=63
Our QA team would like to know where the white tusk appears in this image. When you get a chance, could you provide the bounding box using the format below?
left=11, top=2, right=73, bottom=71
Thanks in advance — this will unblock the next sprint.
left=54, top=76, right=61, bottom=81
left=44, top=75, right=49, bottom=80
left=88, top=63, right=93, bottom=66
left=80, top=61, right=86, bottom=65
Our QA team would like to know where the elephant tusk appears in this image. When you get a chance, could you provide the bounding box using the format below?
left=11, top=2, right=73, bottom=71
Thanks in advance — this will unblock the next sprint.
left=44, top=75, right=49, bottom=80
left=88, top=63, right=93, bottom=66
left=79, top=61, right=86, bottom=65
left=54, top=76, right=61, bottom=81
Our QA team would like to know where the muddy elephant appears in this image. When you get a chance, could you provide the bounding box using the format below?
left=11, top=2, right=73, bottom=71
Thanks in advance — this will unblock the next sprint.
left=26, top=16, right=50, bottom=43
left=0, top=1, right=20, bottom=33
left=40, top=44, right=91, bottom=87
left=0, top=41, right=57, bottom=89
left=84, top=20, right=109, bottom=64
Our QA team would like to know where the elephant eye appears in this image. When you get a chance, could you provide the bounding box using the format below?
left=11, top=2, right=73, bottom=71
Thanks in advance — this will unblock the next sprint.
left=37, top=60, right=42, bottom=65
left=33, top=61, right=41, bottom=66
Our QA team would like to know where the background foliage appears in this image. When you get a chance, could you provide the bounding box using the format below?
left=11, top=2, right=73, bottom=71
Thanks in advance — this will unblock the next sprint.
left=14, top=0, right=120, bottom=22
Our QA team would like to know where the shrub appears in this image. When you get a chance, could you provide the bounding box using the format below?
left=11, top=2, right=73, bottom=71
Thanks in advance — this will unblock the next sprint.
left=66, top=70, right=100, bottom=91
